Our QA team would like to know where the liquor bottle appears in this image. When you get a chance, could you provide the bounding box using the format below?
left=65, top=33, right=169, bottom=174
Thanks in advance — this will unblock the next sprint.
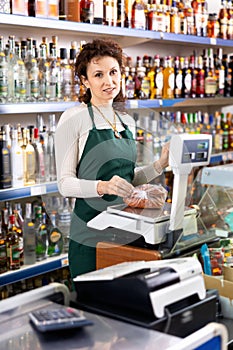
left=227, top=0, right=233, bottom=39
left=68, top=41, right=79, bottom=101
left=32, top=127, right=46, bottom=183
left=192, top=0, right=202, bottom=36
left=222, top=54, right=232, bottom=97
left=214, top=111, right=223, bottom=152
left=103, top=0, right=117, bottom=26
left=21, top=128, right=36, bottom=186
left=38, top=44, right=50, bottom=102
left=174, top=56, right=182, bottom=98
left=117, top=0, right=125, bottom=27
left=48, top=0, right=59, bottom=19
left=163, top=56, right=174, bottom=99
left=196, top=55, right=205, bottom=98
left=80, top=0, right=94, bottom=23
left=227, top=112, right=233, bottom=150
left=170, top=0, right=180, bottom=34
left=10, top=128, right=24, bottom=188
left=0, top=222, right=7, bottom=274
left=58, top=197, right=71, bottom=253
left=34, top=206, right=48, bottom=261
left=60, top=47, right=72, bottom=101
left=0, top=36, right=8, bottom=104
left=204, top=49, right=217, bottom=98
left=0, top=129, right=12, bottom=189
left=214, top=48, right=225, bottom=97
left=14, top=206, right=24, bottom=266
left=125, top=0, right=133, bottom=27
left=124, top=66, right=136, bottom=99
left=25, top=38, right=39, bottom=102
left=47, top=212, right=63, bottom=257
left=6, top=35, right=18, bottom=102
left=23, top=202, right=36, bottom=265
left=14, top=42, right=27, bottom=103
left=47, top=114, right=57, bottom=181
left=184, top=0, right=195, bottom=35
left=221, top=112, right=229, bottom=151
left=6, top=214, right=20, bottom=270
left=131, top=0, right=146, bottom=30
left=181, top=56, right=192, bottom=98
left=207, top=13, right=220, bottom=38
left=49, top=45, right=62, bottom=101
left=219, top=0, right=228, bottom=40
left=151, top=55, right=163, bottom=99
left=229, top=54, right=233, bottom=96
left=190, top=54, right=198, bottom=98
left=201, top=0, right=208, bottom=37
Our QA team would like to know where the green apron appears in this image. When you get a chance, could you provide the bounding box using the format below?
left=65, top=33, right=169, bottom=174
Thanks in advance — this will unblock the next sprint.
left=69, top=103, right=137, bottom=278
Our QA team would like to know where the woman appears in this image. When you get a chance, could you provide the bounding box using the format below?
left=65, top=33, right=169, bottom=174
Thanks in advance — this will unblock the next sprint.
left=55, top=39, right=169, bottom=278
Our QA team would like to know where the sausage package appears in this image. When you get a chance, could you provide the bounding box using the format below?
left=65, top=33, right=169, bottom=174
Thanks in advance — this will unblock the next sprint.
left=123, top=184, right=168, bottom=209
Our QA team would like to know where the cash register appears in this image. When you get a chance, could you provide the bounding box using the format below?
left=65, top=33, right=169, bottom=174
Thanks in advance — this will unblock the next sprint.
left=74, top=134, right=218, bottom=338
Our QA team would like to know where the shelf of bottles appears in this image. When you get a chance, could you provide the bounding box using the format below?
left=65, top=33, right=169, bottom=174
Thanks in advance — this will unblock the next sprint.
left=1, top=13, right=233, bottom=49
left=0, top=253, right=68, bottom=287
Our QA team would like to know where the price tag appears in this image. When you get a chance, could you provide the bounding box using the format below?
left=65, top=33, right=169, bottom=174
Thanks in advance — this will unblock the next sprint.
left=129, top=100, right=138, bottom=108
left=210, top=38, right=217, bottom=45
left=31, top=185, right=47, bottom=196
left=159, top=99, right=163, bottom=106
left=61, top=256, right=69, bottom=267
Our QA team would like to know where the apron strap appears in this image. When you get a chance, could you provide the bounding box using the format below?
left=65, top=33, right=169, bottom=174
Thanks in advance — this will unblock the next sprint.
left=87, top=102, right=97, bottom=128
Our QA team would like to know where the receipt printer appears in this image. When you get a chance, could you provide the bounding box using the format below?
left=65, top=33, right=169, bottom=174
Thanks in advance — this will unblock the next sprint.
left=74, top=258, right=217, bottom=337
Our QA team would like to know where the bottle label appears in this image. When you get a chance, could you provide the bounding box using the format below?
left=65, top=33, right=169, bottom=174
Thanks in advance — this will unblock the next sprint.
left=175, top=73, right=182, bottom=90
left=184, top=73, right=192, bottom=91
left=50, top=230, right=62, bottom=243
left=133, top=9, right=146, bottom=30
left=168, top=73, right=175, bottom=90
left=155, top=72, right=163, bottom=91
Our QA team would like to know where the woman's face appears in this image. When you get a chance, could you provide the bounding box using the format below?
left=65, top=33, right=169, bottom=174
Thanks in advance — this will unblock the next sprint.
left=82, top=56, right=121, bottom=106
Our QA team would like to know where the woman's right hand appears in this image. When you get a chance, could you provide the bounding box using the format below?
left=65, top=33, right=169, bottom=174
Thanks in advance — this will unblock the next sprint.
left=97, top=175, right=134, bottom=198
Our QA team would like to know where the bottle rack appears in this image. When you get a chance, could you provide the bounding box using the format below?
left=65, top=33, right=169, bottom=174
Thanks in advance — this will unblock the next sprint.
left=1, top=12, right=233, bottom=287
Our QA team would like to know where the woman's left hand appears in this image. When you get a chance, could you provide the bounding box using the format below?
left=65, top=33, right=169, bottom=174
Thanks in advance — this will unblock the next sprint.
left=159, top=141, right=170, bottom=169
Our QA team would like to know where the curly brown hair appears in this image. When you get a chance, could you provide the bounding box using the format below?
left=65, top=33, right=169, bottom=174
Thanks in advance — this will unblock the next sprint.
left=75, top=38, right=126, bottom=109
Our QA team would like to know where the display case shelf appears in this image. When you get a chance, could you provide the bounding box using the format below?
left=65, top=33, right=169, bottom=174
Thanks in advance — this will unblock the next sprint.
left=0, top=254, right=68, bottom=287
left=0, top=182, right=58, bottom=201
left=1, top=97, right=233, bottom=115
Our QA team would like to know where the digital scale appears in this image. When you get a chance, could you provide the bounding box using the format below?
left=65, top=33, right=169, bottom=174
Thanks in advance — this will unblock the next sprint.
left=87, top=133, right=213, bottom=254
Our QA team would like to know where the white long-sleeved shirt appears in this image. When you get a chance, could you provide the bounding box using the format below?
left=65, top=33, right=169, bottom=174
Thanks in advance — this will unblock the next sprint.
left=55, top=103, right=161, bottom=198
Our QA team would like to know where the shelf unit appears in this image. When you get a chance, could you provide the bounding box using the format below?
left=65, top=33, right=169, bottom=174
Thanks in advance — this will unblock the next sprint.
left=1, top=13, right=233, bottom=288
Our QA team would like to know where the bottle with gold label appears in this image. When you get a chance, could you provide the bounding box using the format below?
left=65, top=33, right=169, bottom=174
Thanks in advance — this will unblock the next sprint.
left=163, top=56, right=174, bottom=99
left=204, top=49, right=217, bottom=98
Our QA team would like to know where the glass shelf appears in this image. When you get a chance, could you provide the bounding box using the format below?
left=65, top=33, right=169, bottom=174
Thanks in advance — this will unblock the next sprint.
left=0, top=254, right=68, bottom=287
